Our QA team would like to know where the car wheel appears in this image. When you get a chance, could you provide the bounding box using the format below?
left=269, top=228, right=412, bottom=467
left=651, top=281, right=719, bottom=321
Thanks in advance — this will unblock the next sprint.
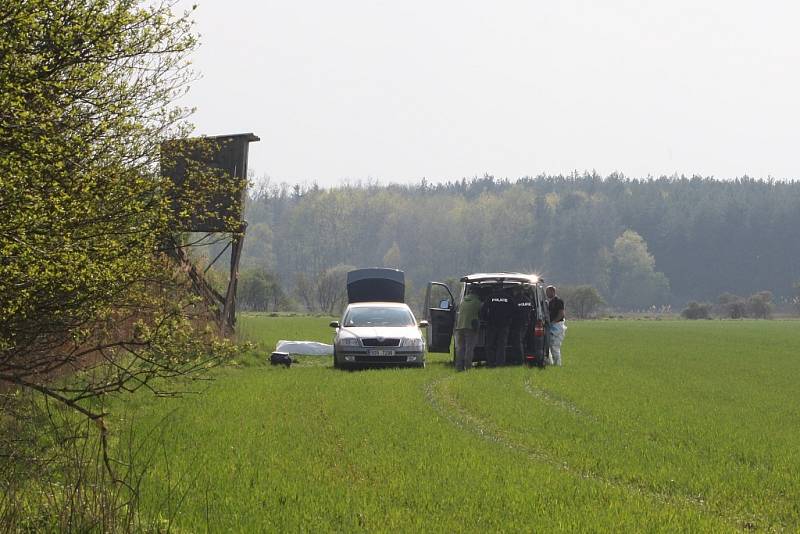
left=333, top=349, right=340, bottom=369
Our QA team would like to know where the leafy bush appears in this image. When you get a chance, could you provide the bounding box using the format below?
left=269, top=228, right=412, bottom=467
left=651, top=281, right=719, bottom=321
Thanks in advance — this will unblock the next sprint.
left=747, top=291, right=773, bottom=319
left=0, top=0, right=243, bottom=528
left=717, top=293, right=748, bottom=319
left=681, top=301, right=713, bottom=319
left=715, top=291, right=775, bottom=319
left=239, top=267, right=287, bottom=311
left=560, top=285, right=605, bottom=319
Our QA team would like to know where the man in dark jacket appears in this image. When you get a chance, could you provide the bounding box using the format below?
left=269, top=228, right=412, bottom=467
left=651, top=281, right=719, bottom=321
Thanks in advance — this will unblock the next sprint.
left=546, top=285, right=566, bottom=366
left=481, top=286, right=515, bottom=367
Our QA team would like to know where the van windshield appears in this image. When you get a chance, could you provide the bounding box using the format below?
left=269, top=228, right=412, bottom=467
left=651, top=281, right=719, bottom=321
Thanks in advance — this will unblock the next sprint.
left=344, top=307, right=414, bottom=327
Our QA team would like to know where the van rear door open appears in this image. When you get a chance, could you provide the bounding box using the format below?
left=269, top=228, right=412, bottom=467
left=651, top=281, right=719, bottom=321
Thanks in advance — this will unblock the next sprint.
left=424, top=282, right=455, bottom=352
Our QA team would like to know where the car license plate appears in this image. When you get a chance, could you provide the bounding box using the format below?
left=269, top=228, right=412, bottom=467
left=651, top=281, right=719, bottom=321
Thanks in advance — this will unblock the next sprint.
left=368, top=349, right=395, bottom=356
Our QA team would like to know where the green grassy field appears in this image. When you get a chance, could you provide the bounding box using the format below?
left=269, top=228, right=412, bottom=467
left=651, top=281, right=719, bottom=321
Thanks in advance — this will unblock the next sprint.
left=117, top=316, right=800, bottom=532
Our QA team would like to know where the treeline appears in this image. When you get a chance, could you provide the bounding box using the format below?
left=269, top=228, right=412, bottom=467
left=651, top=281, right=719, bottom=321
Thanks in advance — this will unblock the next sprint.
left=237, top=174, right=800, bottom=311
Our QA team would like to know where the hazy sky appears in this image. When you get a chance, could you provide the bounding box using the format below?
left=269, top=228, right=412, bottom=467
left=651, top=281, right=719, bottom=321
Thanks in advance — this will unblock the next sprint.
left=176, top=0, right=800, bottom=186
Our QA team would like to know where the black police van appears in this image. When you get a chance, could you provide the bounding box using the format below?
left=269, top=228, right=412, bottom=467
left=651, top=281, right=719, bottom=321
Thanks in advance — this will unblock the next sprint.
left=423, top=273, right=551, bottom=366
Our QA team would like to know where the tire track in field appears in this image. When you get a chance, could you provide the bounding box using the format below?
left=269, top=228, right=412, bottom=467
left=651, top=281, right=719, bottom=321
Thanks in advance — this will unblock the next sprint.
left=423, top=374, right=770, bottom=532
left=521, top=377, right=787, bottom=532
left=522, top=377, right=599, bottom=423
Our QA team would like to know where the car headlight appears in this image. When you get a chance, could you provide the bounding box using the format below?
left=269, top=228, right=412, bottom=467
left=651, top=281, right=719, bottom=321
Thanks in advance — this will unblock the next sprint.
left=402, top=337, right=424, bottom=349
left=339, top=337, right=361, bottom=347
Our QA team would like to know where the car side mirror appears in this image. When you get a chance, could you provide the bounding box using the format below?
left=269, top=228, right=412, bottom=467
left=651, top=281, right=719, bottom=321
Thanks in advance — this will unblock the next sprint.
left=329, top=321, right=340, bottom=328
left=439, top=299, right=450, bottom=309
left=418, top=320, right=428, bottom=328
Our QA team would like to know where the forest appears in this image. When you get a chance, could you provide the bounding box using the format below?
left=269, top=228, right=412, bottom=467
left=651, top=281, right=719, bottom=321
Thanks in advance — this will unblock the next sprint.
left=231, top=174, right=800, bottom=312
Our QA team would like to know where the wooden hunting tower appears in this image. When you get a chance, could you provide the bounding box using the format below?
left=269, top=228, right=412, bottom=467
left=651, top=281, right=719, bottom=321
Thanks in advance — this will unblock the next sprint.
left=161, top=132, right=260, bottom=333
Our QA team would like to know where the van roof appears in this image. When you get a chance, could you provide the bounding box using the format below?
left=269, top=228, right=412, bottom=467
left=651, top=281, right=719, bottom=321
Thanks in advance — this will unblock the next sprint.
left=460, top=272, right=541, bottom=284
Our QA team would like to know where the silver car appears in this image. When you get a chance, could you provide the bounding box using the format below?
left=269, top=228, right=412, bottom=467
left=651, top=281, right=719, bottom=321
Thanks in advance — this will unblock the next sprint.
left=330, top=269, right=427, bottom=369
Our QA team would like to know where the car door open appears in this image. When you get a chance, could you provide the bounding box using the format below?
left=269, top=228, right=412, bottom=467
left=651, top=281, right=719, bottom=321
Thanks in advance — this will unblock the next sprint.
left=424, top=282, right=455, bottom=353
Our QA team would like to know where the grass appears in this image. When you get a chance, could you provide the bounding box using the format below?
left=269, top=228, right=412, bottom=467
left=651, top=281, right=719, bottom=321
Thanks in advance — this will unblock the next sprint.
left=114, top=317, right=800, bottom=532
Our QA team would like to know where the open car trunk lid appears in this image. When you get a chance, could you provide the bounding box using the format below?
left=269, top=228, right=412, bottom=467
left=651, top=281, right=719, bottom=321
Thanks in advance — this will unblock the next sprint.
left=346, top=268, right=405, bottom=303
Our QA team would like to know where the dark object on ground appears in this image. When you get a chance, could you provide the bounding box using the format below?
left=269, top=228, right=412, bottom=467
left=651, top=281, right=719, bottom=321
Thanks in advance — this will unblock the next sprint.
left=270, top=352, right=295, bottom=368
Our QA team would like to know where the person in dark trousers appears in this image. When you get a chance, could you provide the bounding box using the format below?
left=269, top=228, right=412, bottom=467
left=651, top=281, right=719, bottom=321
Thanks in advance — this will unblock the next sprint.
left=508, top=286, right=533, bottom=364
left=546, top=285, right=566, bottom=366
left=453, top=288, right=482, bottom=371
left=481, top=286, right=515, bottom=367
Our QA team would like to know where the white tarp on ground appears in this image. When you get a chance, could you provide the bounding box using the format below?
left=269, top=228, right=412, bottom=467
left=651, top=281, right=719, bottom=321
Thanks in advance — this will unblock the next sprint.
left=275, top=340, right=333, bottom=356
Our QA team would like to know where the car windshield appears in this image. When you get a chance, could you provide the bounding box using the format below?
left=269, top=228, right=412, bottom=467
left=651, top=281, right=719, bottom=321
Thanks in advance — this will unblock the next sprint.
left=344, top=307, right=414, bottom=327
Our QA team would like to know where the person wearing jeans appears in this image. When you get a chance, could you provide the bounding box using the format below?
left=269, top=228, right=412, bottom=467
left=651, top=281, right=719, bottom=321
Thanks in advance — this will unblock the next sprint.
left=546, top=285, right=566, bottom=366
